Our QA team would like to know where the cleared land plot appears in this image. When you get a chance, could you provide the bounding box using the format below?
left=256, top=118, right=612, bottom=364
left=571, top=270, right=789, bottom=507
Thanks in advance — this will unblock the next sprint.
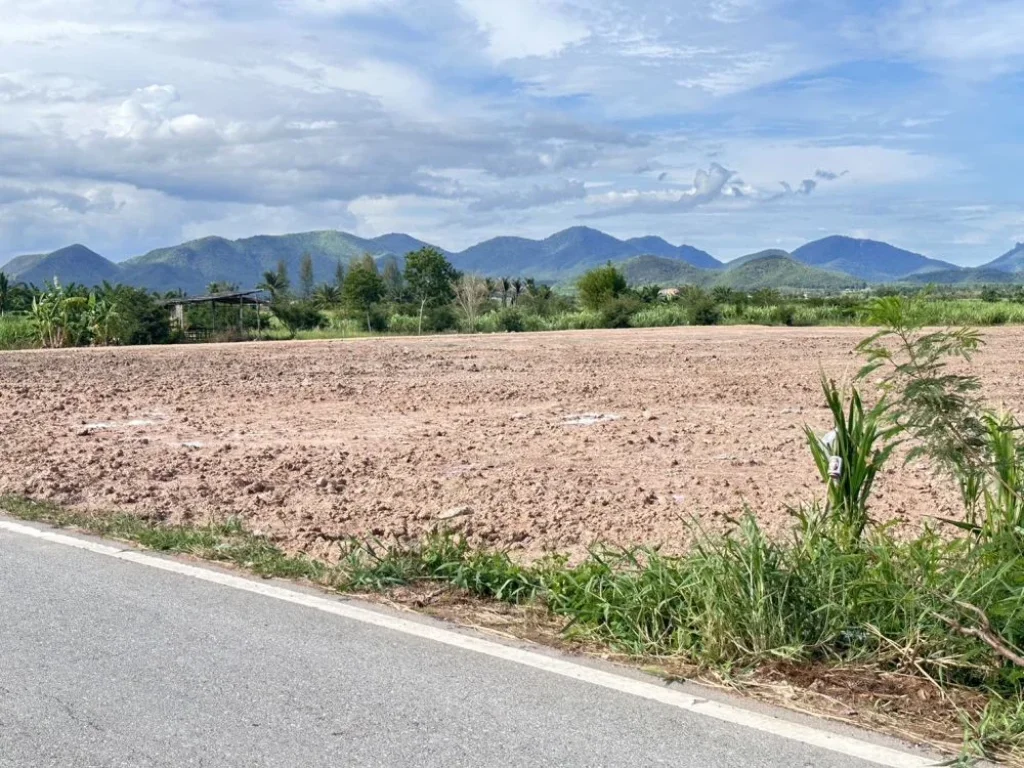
left=2, top=326, right=1023, bottom=559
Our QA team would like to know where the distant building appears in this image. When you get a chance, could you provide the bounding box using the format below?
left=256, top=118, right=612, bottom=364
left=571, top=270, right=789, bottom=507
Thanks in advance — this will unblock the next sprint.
left=658, top=288, right=680, bottom=298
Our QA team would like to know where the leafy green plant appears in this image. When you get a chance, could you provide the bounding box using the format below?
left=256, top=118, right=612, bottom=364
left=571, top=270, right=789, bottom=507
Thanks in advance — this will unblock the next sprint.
left=577, top=263, right=627, bottom=310
left=805, top=378, right=900, bottom=544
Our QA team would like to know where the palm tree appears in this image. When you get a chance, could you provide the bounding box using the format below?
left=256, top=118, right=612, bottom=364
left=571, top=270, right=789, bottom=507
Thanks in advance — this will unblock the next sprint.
left=206, top=281, right=237, bottom=296
left=258, top=271, right=288, bottom=302
left=500, top=277, right=511, bottom=308
left=312, top=283, right=341, bottom=309
left=511, top=278, right=524, bottom=306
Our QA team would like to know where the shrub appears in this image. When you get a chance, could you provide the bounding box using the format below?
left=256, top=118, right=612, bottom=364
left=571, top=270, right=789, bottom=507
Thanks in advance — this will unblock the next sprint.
left=687, top=296, right=721, bottom=326
left=599, top=296, right=643, bottom=328
left=495, top=307, right=525, bottom=332
left=422, top=304, right=457, bottom=333
left=577, top=264, right=627, bottom=310
left=387, top=314, right=421, bottom=335
left=271, top=301, right=324, bottom=333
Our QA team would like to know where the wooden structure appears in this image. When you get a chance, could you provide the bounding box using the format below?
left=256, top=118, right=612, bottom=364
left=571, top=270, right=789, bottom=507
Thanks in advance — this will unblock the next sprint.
left=162, top=290, right=269, bottom=341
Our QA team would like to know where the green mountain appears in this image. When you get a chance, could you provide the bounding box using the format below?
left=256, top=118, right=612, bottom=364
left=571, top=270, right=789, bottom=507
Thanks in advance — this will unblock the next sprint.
left=619, top=252, right=863, bottom=292
left=120, top=231, right=437, bottom=294
left=451, top=226, right=722, bottom=278
left=723, top=249, right=791, bottom=270
left=713, top=253, right=865, bottom=291
left=791, top=235, right=957, bottom=282
left=902, top=267, right=1024, bottom=285
left=981, top=242, right=1024, bottom=274
left=620, top=255, right=708, bottom=286
left=2, top=244, right=120, bottom=287
left=624, top=236, right=722, bottom=269
left=6, top=229, right=1013, bottom=295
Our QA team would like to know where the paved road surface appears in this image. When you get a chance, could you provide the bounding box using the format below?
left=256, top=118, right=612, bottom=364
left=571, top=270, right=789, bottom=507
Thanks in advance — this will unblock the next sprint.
left=0, top=523, right=930, bottom=768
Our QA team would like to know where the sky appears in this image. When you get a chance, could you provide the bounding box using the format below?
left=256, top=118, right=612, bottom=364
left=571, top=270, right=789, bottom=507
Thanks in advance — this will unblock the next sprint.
left=1, top=0, right=1022, bottom=266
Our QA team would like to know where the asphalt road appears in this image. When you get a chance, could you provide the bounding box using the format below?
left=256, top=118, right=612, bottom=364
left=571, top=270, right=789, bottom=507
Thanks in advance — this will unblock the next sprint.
left=0, top=524, right=928, bottom=768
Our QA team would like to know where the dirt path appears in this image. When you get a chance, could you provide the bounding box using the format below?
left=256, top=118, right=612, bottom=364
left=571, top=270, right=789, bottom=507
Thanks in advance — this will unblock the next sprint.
left=3, top=326, right=1022, bottom=559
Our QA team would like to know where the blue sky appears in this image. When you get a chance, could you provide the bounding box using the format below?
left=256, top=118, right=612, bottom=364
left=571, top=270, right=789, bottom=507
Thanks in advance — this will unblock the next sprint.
left=1, top=0, right=1022, bottom=265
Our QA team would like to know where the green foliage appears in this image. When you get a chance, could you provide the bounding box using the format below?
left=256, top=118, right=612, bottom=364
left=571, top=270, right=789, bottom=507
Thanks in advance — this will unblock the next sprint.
left=299, top=252, right=315, bottom=299
left=30, top=281, right=96, bottom=348
left=274, top=259, right=291, bottom=294
left=404, top=247, right=457, bottom=308
left=981, top=286, right=1001, bottom=303
left=311, top=283, right=341, bottom=309
left=0, top=315, right=35, bottom=349
left=271, top=301, right=324, bottom=334
left=577, top=263, right=628, bottom=310
left=599, top=295, right=643, bottom=328
left=687, top=295, right=722, bottom=326
left=421, top=304, right=457, bottom=333
left=341, top=260, right=386, bottom=332
left=259, top=269, right=290, bottom=301
left=404, top=246, right=458, bottom=334
left=805, top=379, right=900, bottom=544
left=495, top=307, right=525, bottom=332
left=99, top=283, right=171, bottom=345
left=857, top=296, right=987, bottom=497
left=0, top=271, right=10, bottom=315
left=381, top=259, right=403, bottom=300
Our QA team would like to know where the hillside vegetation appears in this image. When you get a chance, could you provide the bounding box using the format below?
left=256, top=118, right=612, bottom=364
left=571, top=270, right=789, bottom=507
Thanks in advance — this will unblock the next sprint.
left=3, top=227, right=1024, bottom=298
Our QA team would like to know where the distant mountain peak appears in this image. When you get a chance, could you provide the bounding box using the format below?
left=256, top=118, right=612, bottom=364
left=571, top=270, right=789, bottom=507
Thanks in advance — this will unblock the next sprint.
left=982, top=241, right=1024, bottom=273
left=791, top=236, right=957, bottom=283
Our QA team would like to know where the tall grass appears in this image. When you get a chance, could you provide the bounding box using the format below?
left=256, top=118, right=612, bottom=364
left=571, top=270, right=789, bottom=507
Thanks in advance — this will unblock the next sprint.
left=0, top=315, right=35, bottom=349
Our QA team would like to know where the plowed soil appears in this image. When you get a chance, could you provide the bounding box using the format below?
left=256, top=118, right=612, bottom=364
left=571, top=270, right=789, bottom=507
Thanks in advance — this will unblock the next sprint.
left=2, top=327, right=1022, bottom=560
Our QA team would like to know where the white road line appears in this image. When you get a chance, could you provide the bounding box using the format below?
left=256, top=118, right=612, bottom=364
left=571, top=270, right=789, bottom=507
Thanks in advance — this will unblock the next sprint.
left=0, top=518, right=937, bottom=768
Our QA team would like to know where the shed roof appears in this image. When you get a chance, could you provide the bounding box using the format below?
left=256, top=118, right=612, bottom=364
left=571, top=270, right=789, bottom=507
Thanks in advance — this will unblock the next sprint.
left=161, top=290, right=269, bottom=307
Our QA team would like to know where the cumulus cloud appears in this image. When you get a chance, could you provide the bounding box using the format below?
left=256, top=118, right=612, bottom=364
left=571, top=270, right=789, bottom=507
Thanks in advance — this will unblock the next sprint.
left=582, top=163, right=736, bottom=218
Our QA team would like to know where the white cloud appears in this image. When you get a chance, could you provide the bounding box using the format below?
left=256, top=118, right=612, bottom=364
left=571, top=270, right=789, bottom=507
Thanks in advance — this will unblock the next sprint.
left=280, top=0, right=395, bottom=14
left=457, top=0, right=590, bottom=60
left=583, top=163, right=736, bottom=217
left=871, top=0, right=1024, bottom=74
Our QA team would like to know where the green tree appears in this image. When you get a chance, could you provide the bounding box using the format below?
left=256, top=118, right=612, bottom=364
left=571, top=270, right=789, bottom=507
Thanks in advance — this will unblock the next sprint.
left=342, top=261, right=386, bottom=332
left=0, top=272, right=10, bottom=316
left=259, top=271, right=288, bottom=301
left=382, top=259, right=403, bottom=300
left=274, top=259, right=291, bottom=296
left=299, top=252, right=315, bottom=299
left=577, top=263, right=627, bottom=311
left=404, top=247, right=458, bottom=334
left=312, top=283, right=341, bottom=309
left=334, top=260, right=346, bottom=290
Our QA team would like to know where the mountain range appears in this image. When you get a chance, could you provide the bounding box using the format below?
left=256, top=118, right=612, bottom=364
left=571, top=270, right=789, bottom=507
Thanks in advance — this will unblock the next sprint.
left=2, top=228, right=1022, bottom=295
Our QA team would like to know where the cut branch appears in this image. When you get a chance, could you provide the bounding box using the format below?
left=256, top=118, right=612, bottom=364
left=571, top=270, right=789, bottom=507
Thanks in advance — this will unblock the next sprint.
left=933, top=601, right=1024, bottom=668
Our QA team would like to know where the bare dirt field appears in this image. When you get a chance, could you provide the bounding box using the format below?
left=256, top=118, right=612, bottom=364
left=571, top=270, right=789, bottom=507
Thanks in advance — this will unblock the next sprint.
left=2, top=326, right=1023, bottom=560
